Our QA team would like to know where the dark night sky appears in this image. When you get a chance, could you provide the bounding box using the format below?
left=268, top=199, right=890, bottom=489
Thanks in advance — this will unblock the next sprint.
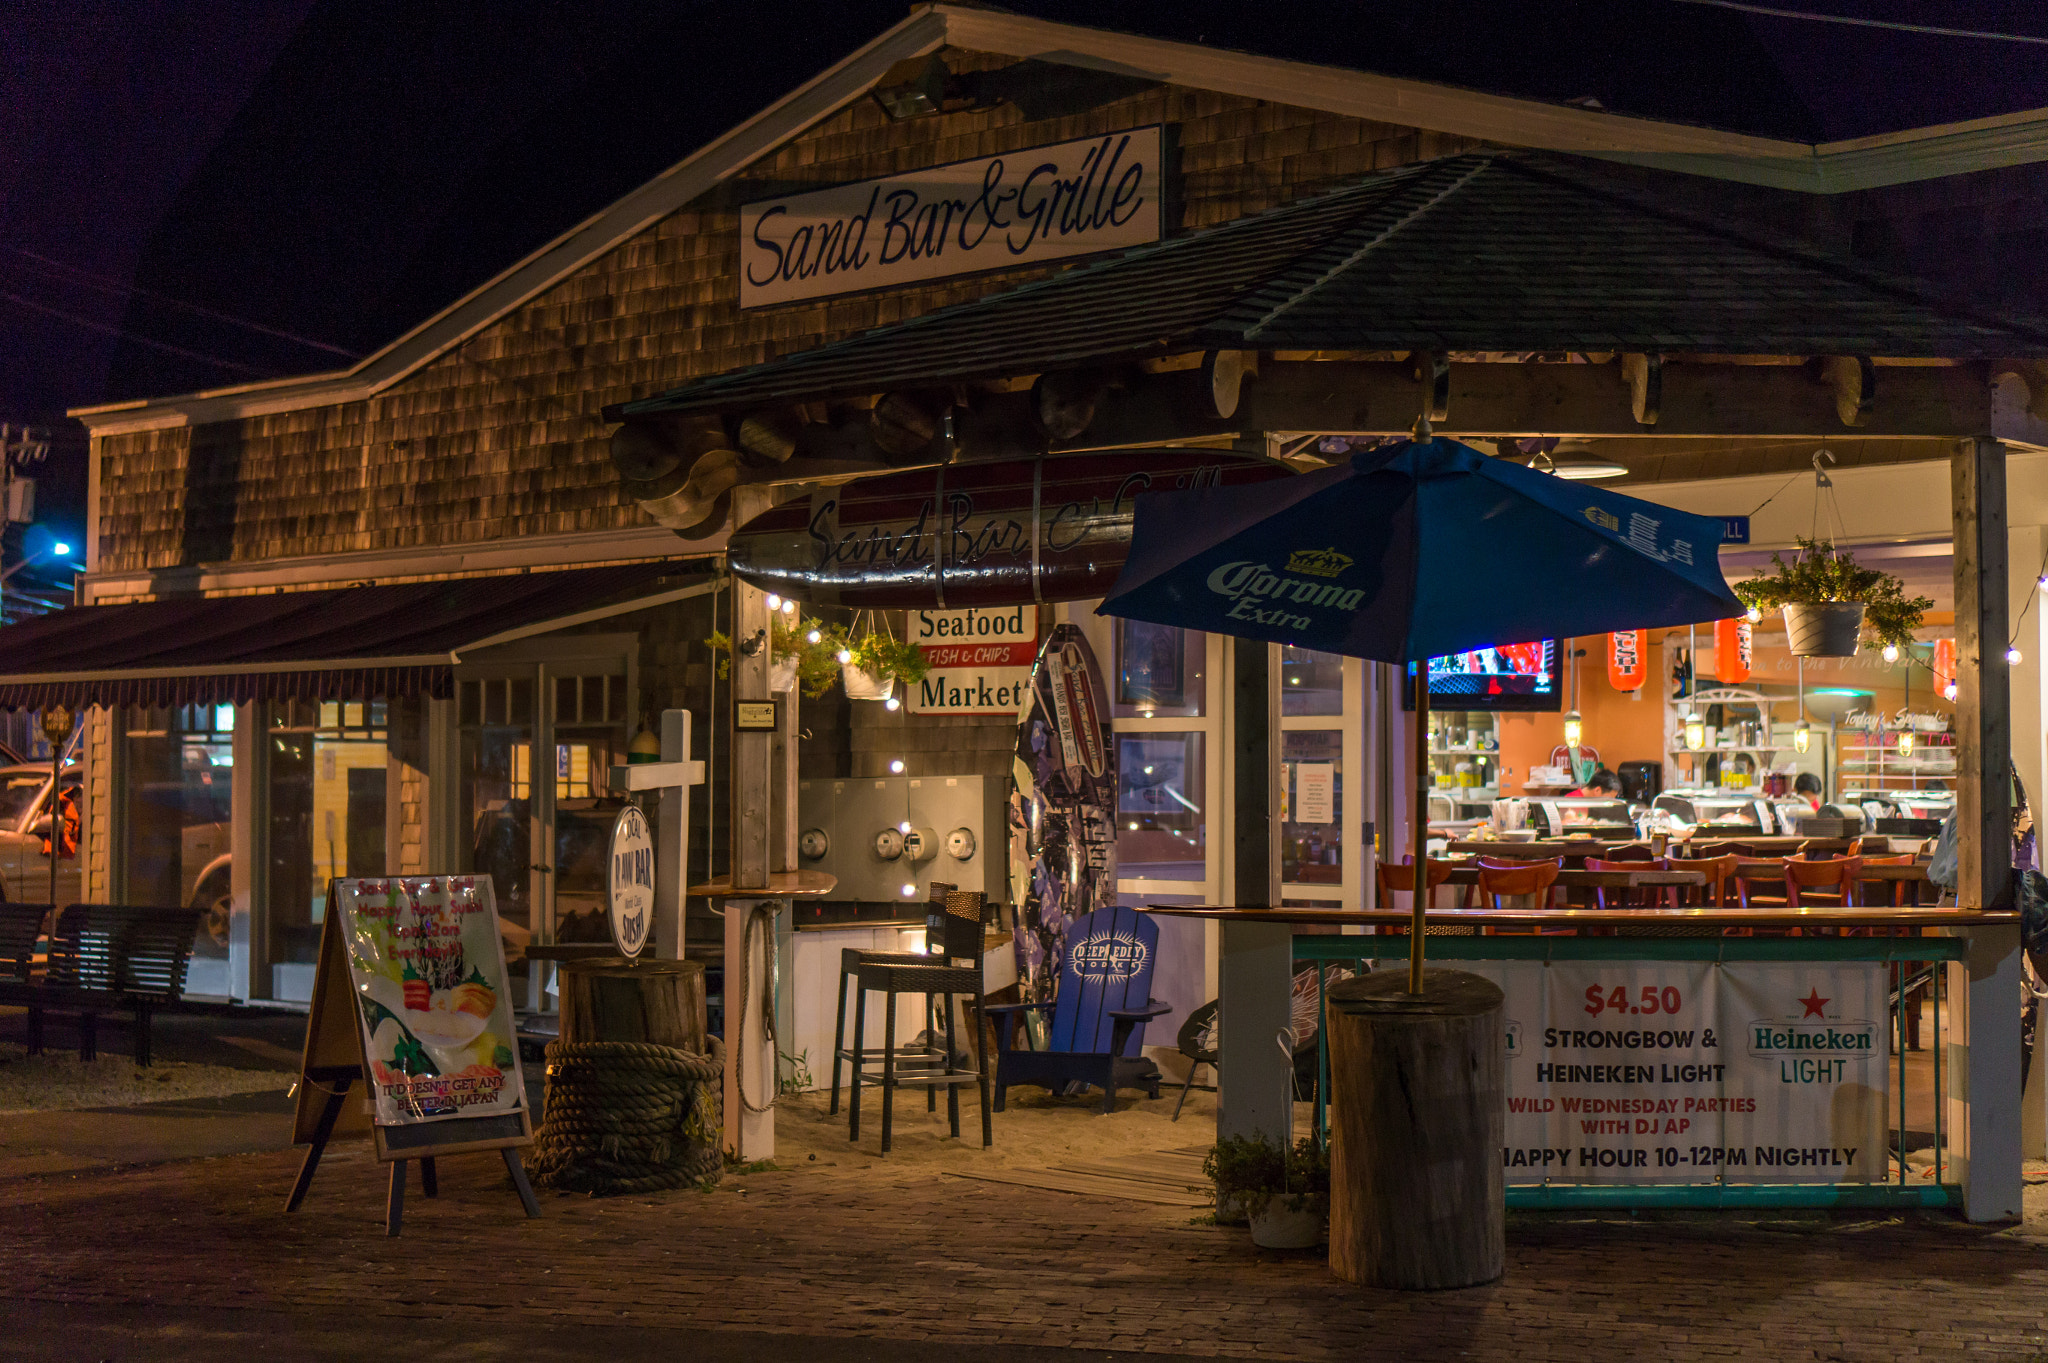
left=3, top=0, right=2047, bottom=548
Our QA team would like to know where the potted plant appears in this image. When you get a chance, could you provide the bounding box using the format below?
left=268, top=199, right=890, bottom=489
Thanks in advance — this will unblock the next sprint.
left=1203, top=1133, right=1330, bottom=1248
left=706, top=615, right=842, bottom=698
left=827, top=620, right=930, bottom=703
left=1732, top=538, right=1931, bottom=659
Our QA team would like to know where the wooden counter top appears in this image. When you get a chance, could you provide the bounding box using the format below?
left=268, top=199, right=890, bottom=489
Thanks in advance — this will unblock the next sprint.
left=1139, top=904, right=2015, bottom=929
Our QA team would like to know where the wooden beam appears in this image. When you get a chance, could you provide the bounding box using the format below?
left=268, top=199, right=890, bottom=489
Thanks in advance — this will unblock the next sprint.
left=1950, top=434, right=2023, bottom=1224
left=1952, top=436, right=2013, bottom=913
left=1218, top=637, right=1291, bottom=1144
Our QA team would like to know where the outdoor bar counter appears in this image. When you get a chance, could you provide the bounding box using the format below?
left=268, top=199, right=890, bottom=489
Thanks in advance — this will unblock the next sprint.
left=1142, top=903, right=2024, bottom=1218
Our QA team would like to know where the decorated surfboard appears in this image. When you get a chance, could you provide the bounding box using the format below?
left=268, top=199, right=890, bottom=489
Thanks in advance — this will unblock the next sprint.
left=728, top=450, right=1287, bottom=609
left=1008, top=622, right=1118, bottom=1006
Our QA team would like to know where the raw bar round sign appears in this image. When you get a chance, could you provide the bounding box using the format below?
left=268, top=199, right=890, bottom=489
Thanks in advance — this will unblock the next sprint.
left=607, top=806, right=655, bottom=959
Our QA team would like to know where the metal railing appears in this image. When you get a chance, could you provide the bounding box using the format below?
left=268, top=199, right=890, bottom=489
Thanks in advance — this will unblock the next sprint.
left=1293, top=932, right=1967, bottom=1209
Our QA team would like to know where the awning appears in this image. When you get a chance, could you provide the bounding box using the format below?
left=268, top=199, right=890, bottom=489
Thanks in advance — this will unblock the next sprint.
left=0, top=560, right=712, bottom=710
left=611, top=151, right=2048, bottom=421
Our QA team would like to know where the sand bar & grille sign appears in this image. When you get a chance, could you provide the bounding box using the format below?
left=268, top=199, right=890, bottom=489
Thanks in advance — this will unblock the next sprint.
left=740, top=127, right=1162, bottom=307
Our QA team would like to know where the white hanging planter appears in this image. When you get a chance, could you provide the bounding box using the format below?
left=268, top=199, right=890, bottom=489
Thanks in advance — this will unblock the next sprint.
left=1248, top=1197, right=1324, bottom=1249
left=768, top=656, right=799, bottom=693
left=842, top=663, right=895, bottom=702
left=1782, top=602, right=1865, bottom=658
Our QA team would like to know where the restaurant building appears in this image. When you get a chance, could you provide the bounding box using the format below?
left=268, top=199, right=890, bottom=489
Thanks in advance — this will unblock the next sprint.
left=11, top=6, right=2048, bottom=1210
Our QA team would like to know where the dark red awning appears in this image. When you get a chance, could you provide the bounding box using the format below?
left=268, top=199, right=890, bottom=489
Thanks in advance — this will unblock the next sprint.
left=0, top=560, right=711, bottom=710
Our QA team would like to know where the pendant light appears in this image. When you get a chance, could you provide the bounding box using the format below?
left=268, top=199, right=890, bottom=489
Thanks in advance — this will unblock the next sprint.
left=1682, top=623, right=1705, bottom=750
left=1792, top=658, right=1811, bottom=754
left=1562, top=637, right=1584, bottom=748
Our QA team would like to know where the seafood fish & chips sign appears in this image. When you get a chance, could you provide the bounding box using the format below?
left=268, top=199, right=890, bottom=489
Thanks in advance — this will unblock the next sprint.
left=333, top=876, right=525, bottom=1126
left=740, top=128, right=1162, bottom=308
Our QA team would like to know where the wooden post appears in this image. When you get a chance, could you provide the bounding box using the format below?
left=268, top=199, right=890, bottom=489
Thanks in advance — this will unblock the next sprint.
left=657, top=709, right=691, bottom=959
left=1218, top=638, right=1291, bottom=1144
left=1409, top=665, right=1429, bottom=992
left=557, top=958, right=707, bottom=1053
left=1951, top=435, right=2024, bottom=1222
left=725, top=557, right=777, bottom=1159
left=1326, top=969, right=1505, bottom=1290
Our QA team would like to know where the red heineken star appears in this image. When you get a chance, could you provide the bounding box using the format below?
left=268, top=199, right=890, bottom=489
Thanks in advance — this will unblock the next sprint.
left=1799, top=988, right=1830, bottom=1018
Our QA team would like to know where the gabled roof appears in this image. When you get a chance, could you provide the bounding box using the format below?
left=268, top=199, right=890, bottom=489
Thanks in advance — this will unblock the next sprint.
left=614, top=153, right=2048, bottom=419
left=73, top=4, right=2048, bottom=436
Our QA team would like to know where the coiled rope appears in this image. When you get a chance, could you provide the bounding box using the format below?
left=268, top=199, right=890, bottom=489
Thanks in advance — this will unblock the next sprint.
left=528, top=1038, right=725, bottom=1195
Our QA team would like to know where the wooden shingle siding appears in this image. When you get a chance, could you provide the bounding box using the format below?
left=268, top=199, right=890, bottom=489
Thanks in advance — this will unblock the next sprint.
left=92, top=51, right=1483, bottom=578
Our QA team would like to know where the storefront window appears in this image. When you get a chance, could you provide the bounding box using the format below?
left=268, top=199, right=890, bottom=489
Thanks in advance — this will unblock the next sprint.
left=461, top=677, right=536, bottom=969
left=267, top=700, right=388, bottom=997
left=1281, top=729, right=1342, bottom=885
left=1113, top=620, right=1206, bottom=718
left=1116, top=733, right=1205, bottom=880
left=550, top=673, right=629, bottom=944
left=1281, top=647, right=1346, bottom=716
left=123, top=705, right=233, bottom=951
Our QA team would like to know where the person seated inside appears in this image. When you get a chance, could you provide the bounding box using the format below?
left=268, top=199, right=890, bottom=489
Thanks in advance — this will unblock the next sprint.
left=1570, top=768, right=1622, bottom=799
left=1794, top=771, right=1823, bottom=811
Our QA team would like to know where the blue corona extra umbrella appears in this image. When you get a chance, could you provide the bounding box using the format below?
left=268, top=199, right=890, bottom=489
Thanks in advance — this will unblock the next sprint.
left=1098, top=436, right=1743, bottom=987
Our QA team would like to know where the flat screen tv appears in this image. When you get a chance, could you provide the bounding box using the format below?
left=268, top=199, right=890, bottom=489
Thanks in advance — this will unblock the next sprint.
left=1402, top=640, right=1562, bottom=712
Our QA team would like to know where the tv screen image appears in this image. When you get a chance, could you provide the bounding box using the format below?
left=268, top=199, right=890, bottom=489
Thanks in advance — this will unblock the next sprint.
left=1405, top=640, right=1561, bottom=711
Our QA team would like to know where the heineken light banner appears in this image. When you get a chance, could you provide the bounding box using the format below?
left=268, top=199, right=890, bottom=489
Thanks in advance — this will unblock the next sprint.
left=1468, top=961, right=1888, bottom=1185
left=740, top=127, right=1162, bottom=308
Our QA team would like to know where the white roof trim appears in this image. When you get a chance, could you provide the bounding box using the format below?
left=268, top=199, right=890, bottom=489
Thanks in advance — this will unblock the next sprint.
left=72, top=2, right=2048, bottom=435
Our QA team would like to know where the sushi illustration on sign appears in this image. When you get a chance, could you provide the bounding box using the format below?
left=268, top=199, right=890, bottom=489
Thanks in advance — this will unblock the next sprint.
left=608, top=806, right=656, bottom=959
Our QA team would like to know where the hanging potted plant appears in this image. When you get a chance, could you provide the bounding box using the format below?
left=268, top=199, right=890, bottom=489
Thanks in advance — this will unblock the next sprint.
left=1202, top=1133, right=1330, bottom=1248
left=1732, top=538, right=1931, bottom=659
left=705, top=615, right=842, bottom=697
left=827, top=616, right=930, bottom=703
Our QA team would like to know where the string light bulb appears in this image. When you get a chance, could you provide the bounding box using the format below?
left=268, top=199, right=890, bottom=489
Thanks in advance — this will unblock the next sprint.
left=782, top=599, right=797, bottom=615
left=766, top=594, right=782, bottom=610
left=807, top=629, right=822, bottom=644
left=1944, top=681, right=1958, bottom=701
left=889, top=758, right=905, bottom=774
left=1793, top=719, right=1811, bottom=754
left=1562, top=710, right=1583, bottom=748
left=1683, top=711, right=1706, bottom=750
left=1881, top=643, right=1899, bottom=663
left=885, top=696, right=901, bottom=711
left=835, top=649, right=853, bottom=665
left=2009, top=646, right=2024, bottom=666
left=1745, top=605, right=1762, bottom=624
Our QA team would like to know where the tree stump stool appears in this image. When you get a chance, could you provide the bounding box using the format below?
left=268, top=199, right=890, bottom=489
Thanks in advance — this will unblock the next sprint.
left=558, top=958, right=707, bottom=1051
left=1326, top=968, right=1504, bottom=1290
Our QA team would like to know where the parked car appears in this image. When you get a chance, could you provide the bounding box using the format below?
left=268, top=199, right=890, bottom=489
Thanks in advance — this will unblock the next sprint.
left=0, top=762, right=234, bottom=952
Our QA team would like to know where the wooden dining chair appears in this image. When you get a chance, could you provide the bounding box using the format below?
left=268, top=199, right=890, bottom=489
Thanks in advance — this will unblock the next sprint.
left=1731, top=857, right=1791, bottom=908
left=1783, top=855, right=1863, bottom=908
left=1585, top=856, right=1666, bottom=911
left=1475, top=858, right=1569, bottom=934
left=1598, top=843, right=1658, bottom=863
left=1858, top=854, right=1918, bottom=908
left=1665, top=854, right=1738, bottom=909
left=1375, top=856, right=1461, bottom=932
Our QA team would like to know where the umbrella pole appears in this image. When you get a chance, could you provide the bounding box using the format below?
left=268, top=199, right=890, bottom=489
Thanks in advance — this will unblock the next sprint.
left=1409, top=663, right=1429, bottom=993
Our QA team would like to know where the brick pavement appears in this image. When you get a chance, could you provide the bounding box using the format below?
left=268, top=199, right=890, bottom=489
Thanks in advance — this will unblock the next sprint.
left=4, top=1141, right=2047, bottom=1362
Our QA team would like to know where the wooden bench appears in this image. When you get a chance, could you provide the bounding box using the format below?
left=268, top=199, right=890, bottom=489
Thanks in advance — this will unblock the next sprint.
left=0, top=904, right=203, bottom=1066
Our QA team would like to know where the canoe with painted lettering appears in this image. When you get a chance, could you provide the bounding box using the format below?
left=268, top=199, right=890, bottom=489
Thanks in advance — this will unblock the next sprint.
left=726, top=450, right=1290, bottom=609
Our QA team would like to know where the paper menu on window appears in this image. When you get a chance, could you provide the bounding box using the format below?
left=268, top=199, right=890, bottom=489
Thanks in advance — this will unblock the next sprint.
left=1296, top=763, right=1335, bottom=824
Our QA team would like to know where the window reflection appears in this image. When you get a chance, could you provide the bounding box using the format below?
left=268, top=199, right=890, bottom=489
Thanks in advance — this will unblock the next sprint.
left=1115, top=733, right=1205, bottom=880
left=1281, top=647, right=1345, bottom=716
left=1113, top=621, right=1206, bottom=719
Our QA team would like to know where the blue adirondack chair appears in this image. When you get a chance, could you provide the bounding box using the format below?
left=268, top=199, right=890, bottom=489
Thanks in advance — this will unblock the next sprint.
left=988, top=906, right=1170, bottom=1114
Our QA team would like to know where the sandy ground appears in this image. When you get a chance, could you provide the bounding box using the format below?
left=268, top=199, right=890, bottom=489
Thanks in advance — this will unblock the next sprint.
left=0, top=1041, right=286, bottom=1114
left=768, top=1079, right=1327, bottom=1174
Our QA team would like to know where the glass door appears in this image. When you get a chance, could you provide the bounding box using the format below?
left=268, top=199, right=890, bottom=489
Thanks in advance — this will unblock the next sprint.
left=1279, top=647, right=1366, bottom=909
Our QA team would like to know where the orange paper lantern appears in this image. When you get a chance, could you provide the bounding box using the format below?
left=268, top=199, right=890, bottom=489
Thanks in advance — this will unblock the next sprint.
left=1714, top=617, right=1752, bottom=685
left=1933, top=637, right=1957, bottom=697
left=1607, top=630, right=1646, bottom=692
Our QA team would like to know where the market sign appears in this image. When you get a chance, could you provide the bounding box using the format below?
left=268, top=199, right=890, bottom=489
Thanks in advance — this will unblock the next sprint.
left=909, top=606, right=1038, bottom=716
left=607, top=805, right=655, bottom=959
left=739, top=126, right=1163, bottom=308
